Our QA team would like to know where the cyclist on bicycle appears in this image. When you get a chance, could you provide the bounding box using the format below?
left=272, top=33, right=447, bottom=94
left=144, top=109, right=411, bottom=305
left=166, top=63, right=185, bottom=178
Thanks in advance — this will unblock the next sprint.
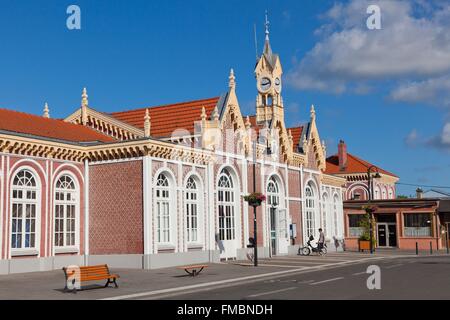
left=317, top=228, right=325, bottom=253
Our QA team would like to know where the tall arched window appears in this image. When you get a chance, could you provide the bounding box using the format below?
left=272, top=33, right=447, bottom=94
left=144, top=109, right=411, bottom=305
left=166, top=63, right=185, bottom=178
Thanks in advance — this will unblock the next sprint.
left=156, top=173, right=171, bottom=244
left=382, top=188, right=387, bottom=200
left=333, top=194, right=340, bottom=235
left=186, top=177, right=199, bottom=243
left=267, top=177, right=280, bottom=207
left=55, top=175, right=77, bottom=248
left=11, top=169, right=38, bottom=250
left=305, top=183, right=316, bottom=238
left=218, top=169, right=235, bottom=241
left=322, top=193, right=328, bottom=236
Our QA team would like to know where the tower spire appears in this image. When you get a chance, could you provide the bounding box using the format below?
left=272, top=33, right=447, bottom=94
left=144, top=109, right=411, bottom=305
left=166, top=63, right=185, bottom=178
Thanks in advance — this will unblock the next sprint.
left=263, top=10, right=273, bottom=59
left=81, top=87, right=88, bottom=125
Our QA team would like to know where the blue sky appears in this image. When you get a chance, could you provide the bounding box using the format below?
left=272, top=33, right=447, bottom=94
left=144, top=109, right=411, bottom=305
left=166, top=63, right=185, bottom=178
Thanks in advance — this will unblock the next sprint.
left=0, top=0, right=449, bottom=196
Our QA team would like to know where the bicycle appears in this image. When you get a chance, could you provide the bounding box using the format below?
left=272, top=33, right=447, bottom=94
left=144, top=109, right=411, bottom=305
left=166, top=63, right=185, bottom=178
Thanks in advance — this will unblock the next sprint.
left=298, top=235, right=327, bottom=256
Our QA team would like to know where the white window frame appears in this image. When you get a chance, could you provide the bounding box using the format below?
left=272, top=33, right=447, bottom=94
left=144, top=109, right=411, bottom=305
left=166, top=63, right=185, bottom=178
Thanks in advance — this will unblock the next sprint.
left=305, top=183, right=316, bottom=239
left=10, top=168, right=41, bottom=257
left=155, top=173, right=173, bottom=246
left=185, top=176, right=201, bottom=245
left=218, top=169, right=235, bottom=241
left=53, top=173, right=80, bottom=253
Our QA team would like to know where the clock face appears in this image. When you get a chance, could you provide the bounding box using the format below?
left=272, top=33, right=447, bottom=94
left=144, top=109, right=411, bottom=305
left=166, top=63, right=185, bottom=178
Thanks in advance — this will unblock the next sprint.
left=260, top=77, right=272, bottom=92
left=275, top=77, right=281, bottom=92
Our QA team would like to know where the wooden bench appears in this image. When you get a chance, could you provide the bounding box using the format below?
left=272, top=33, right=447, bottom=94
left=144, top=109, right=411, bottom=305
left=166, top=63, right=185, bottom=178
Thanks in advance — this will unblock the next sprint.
left=62, top=264, right=120, bottom=292
left=178, top=264, right=208, bottom=277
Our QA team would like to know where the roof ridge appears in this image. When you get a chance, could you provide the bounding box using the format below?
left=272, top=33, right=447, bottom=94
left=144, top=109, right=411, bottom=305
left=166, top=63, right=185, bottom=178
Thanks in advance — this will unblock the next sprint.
left=109, top=97, right=220, bottom=115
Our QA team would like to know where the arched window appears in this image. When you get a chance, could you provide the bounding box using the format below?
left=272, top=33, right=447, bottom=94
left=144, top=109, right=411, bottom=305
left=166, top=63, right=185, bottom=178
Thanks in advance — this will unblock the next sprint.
left=305, top=183, right=316, bottom=238
left=382, top=188, right=387, bottom=200
left=218, top=169, right=235, bottom=241
left=333, top=195, right=340, bottom=235
left=322, top=193, right=328, bottom=236
left=388, top=189, right=394, bottom=199
left=186, top=177, right=199, bottom=243
left=267, top=177, right=280, bottom=207
left=374, top=186, right=381, bottom=200
left=11, top=169, right=38, bottom=250
left=156, top=173, right=171, bottom=243
left=55, top=175, right=77, bottom=247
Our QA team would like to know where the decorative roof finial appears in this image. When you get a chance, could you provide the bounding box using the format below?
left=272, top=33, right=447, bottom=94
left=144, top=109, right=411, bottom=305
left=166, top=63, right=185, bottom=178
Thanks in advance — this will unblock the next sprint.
left=43, top=102, right=50, bottom=118
left=229, top=68, right=236, bottom=89
left=201, top=106, right=207, bottom=121
left=212, top=106, right=219, bottom=121
left=81, top=87, right=88, bottom=125
left=245, top=116, right=251, bottom=129
left=310, top=104, right=316, bottom=120
left=144, top=108, right=151, bottom=137
left=81, top=87, right=88, bottom=107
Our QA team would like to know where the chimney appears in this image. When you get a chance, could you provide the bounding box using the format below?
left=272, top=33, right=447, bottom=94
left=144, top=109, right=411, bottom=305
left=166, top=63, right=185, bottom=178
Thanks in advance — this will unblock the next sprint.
left=416, top=188, right=423, bottom=199
left=338, top=140, right=348, bottom=171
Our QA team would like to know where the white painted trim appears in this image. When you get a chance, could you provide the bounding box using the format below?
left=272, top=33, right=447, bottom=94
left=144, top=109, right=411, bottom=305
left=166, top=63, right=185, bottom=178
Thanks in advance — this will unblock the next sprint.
left=52, top=170, right=81, bottom=254
left=84, top=159, right=90, bottom=257
left=0, top=152, right=80, bottom=165
left=9, top=165, right=42, bottom=258
left=89, top=157, right=144, bottom=165
left=5, top=157, right=9, bottom=259
left=51, top=163, right=84, bottom=184
left=44, top=160, right=49, bottom=257
left=8, top=158, right=47, bottom=187
left=242, top=159, right=249, bottom=248
left=0, top=155, right=3, bottom=259
left=287, top=197, right=302, bottom=202
left=153, top=167, right=178, bottom=250
left=143, top=156, right=152, bottom=255
left=182, top=171, right=205, bottom=250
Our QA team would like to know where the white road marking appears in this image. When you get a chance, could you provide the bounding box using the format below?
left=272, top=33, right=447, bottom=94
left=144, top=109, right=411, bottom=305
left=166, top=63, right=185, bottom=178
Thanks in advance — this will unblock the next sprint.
left=385, top=263, right=404, bottom=269
left=310, top=277, right=344, bottom=285
left=352, top=271, right=367, bottom=276
left=247, top=287, right=297, bottom=298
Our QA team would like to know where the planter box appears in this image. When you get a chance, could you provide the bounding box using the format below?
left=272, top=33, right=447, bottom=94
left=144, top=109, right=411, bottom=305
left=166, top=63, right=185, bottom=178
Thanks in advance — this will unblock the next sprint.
left=358, top=240, right=371, bottom=252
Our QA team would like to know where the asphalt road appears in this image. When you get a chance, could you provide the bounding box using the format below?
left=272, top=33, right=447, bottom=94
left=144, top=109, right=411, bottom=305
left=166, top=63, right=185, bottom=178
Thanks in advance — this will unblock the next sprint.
left=150, top=256, right=450, bottom=300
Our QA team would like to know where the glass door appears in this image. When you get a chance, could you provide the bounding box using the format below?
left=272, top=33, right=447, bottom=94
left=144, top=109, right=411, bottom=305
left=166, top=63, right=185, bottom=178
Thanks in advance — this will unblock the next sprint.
left=388, top=224, right=397, bottom=247
left=270, top=207, right=277, bottom=256
left=377, top=223, right=387, bottom=247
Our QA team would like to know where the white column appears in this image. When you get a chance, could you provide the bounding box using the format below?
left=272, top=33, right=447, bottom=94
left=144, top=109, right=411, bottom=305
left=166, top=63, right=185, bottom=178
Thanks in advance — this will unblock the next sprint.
left=300, top=165, right=305, bottom=245
left=143, top=156, right=152, bottom=256
left=207, top=162, right=215, bottom=254
left=0, top=155, right=3, bottom=260
left=84, top=159, right=90, bottom=261
left=284, top=164, right=290, bottom=228
left=260, top=162, right=267, bottom=248
left=242, top=159, right=249, bottom=247
left=177, top=162, right=183, bottom=253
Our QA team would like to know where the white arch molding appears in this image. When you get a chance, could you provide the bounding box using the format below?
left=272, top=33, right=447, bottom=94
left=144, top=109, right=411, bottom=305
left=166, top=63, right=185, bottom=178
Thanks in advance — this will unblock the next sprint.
left=266, top=174, right=289, bottom=256
left=9, top=165, right=42, bottom=258
left=153, top=167, right=178, bottom=251
left=53, top=171, right=81, bottom=254
left=216, top=165, right=241, bottom=260
left=183, top=171, right=205, bottom=250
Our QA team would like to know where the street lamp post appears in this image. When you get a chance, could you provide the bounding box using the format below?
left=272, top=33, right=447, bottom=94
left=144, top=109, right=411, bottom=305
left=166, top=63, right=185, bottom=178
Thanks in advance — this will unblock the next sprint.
left=366, top=165, right=381, bottom=254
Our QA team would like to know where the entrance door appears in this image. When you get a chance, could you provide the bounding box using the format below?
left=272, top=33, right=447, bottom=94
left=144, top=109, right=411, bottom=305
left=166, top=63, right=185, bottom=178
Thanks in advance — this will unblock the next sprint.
left=270, top=207, right=277, bottom=256
left=388, top=224, right=397, bottom=247
left=377, top=224, right=387, bottom=247
left=377, top=223, right=397, bottom=247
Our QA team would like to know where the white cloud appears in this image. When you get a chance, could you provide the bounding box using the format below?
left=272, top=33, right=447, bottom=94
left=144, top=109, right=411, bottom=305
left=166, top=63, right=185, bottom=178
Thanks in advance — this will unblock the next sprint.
left=287, top=0, right=450, bottom=96
left=442, top=122, right=450, bottom=144
left=390, top=75, right=450, bottom=107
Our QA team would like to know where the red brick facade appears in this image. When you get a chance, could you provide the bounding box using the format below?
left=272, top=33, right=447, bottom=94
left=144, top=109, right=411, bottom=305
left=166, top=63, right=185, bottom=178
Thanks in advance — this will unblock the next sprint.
left=89, top=161, right=143, bottom=255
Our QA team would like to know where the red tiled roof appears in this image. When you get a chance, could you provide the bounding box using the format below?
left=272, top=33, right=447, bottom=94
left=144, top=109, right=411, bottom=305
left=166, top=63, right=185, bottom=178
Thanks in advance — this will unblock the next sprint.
left=109, top=97, right=220, bottom=138
left=0, top=108, right=114, bottom=143
left=288, top=126, right=304, bottom=151
left=325, top=153, right=398, bottom=178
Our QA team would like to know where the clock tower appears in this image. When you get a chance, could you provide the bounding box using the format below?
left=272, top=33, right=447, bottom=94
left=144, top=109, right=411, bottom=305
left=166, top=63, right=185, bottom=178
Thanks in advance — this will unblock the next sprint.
left=255, top=13, right=284, bottom=124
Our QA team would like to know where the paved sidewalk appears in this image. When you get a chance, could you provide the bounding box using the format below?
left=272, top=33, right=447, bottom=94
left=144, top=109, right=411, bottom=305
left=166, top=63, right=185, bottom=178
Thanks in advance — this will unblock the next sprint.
left=0, top=250, right=445, bottom=300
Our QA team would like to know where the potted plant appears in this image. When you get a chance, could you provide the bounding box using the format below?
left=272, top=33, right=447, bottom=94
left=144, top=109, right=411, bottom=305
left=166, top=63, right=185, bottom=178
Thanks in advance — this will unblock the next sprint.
left=243, top=193, right=266, bottom=207
left=358, top=205, right=378, bottom=252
